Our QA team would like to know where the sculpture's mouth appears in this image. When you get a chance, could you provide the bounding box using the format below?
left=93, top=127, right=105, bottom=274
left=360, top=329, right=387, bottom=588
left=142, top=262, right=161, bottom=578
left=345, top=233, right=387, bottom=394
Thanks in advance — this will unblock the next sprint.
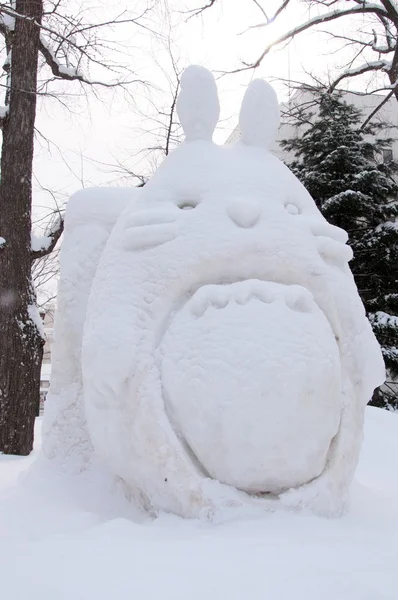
left=185, top=279, right=317, bottom=319
left=159, top=273, right=340, bottom=344
left=160, top=278, right=341, bottom=493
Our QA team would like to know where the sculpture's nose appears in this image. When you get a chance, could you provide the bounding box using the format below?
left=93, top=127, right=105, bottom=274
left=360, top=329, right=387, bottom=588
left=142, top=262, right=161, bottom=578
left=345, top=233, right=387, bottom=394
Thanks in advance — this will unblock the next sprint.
left=227, top=198, right=261, bottom=228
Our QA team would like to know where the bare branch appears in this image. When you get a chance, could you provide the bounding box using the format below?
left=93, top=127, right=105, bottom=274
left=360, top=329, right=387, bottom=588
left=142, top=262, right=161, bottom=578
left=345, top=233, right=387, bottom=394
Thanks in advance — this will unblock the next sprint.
left=38, top=36, right=143, bottom=87
left=318, top=29, right=395, bottom=54
left=0, top=3, right=153, bottom=87
left=251, top=0, right=268, bottom=20
left=380, top=0, right=398, bottom=27
left=269, top=0, right=292, bottom=23
left=361, top=83, right=398, bottom=128
left=233, top=4, right=390, bottom=73
left=183, top=0, right=217, bottom=20
left=329, top=59, right=390, bottom=92
left=239, top=0, right=292, bottom=34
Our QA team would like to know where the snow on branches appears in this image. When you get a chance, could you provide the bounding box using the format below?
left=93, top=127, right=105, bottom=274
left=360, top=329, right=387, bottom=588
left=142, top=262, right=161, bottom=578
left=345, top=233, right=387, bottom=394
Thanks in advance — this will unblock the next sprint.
left=222, top=1, right=398, bottom=113
left=31, top=214, right=64, bottom=260
left=0, top=3, right=152, bottom=89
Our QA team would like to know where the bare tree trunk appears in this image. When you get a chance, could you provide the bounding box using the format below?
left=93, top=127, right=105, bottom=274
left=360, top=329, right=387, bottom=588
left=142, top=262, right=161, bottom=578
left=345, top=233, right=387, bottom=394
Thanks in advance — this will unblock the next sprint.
left=0, top=0, right=44, bottom=455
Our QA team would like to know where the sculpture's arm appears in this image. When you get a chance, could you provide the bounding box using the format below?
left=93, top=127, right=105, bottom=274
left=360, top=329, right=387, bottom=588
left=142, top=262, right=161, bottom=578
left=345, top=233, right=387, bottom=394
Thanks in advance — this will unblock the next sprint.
left=42, top=187, right=139, bottom=463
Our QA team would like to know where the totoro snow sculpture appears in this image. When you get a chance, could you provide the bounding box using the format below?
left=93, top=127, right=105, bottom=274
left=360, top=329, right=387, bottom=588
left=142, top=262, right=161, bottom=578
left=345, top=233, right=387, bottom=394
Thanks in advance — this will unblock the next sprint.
left=46, top=66, right=385, bottom=519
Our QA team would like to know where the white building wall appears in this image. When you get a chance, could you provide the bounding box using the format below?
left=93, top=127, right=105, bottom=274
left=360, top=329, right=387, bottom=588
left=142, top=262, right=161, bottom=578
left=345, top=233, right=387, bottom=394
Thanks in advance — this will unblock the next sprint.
left=227, top=90, right=398, bottom=165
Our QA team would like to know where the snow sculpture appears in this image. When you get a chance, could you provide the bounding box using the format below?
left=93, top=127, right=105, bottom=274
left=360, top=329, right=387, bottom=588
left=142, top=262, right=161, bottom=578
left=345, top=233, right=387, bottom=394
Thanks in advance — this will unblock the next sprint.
left=46, top=66, right=385, bottom=519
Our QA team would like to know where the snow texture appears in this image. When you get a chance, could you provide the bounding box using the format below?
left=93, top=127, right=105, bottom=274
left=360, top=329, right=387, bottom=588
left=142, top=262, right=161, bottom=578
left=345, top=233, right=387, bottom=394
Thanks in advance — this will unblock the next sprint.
left=58, top=65, right=79, bottom=78
left=27, top=304, right=45, bottom=339
left=0, top=12, right=15, bottom=31
left=0, top=236, right=5, bottom=248
left=31, top=233, right=52, bottom=252
left=45, top=66, right=385, bottom=519
left=371, top=311, right=398, bottom=328
left=239, top=78, right=280, bottom=149
left=176, top=65, right=219, bottom=142
left=42, top=187, right=138, bottom=469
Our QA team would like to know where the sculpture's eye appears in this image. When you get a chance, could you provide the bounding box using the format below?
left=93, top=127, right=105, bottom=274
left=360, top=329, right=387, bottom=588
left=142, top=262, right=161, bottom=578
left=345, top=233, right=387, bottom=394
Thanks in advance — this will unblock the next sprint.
left=285, top=203, right=300, bottom=215
left=177, top=199, right=199, bottom=210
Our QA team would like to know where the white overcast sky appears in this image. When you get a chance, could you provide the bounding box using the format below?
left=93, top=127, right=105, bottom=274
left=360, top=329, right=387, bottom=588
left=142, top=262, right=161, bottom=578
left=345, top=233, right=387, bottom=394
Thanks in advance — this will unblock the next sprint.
left=30, top=0, right=379, bottom=224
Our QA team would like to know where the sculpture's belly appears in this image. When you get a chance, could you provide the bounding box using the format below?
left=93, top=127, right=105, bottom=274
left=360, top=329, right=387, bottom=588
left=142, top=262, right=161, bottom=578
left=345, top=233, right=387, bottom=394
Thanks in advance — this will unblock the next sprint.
left=160, top=281, right=341, bottom=494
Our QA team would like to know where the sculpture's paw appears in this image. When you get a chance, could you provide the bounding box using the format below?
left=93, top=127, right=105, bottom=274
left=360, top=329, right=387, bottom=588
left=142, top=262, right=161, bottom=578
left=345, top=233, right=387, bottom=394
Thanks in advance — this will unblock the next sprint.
left=279, top=477, right=348, bottom=517
left=196, top=479, right=277, bottom=524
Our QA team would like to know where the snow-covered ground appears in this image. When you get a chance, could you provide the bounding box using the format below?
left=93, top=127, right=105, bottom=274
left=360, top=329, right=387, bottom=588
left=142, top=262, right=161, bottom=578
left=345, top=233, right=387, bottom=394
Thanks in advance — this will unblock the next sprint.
left=0, top=406, right=397, bottom=600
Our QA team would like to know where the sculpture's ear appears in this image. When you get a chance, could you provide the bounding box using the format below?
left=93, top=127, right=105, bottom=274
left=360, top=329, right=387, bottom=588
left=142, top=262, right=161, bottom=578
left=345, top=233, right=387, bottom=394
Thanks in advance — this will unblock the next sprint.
left=239, top=79, right=280, bottom=150
left=176, top=65, right=220, bottom=142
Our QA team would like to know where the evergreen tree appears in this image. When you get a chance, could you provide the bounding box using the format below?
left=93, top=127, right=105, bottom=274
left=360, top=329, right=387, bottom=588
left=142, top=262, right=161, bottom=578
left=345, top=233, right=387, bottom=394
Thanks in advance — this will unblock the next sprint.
left=281, top=92, right=398, bottom=409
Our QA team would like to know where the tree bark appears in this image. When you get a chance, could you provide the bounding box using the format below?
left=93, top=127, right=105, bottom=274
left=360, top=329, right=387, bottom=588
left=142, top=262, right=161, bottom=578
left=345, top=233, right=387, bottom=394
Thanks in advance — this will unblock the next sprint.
left=0, top=0, right=44, bottom=455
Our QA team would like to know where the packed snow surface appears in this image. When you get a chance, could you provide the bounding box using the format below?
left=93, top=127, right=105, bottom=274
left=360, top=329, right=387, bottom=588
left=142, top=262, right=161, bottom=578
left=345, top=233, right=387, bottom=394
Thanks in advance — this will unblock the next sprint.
left=31, top=233, right=52, bottom=252
left=45, top=65, right=384, bottom=519
left=176, top=64, right=220, bottom=141
left=161, top=279, right=341, bottom=493
left=1, top=408, right=397, bottom=599
left=239, top=78, right=280, bottom=149
left=27, top=304, right=45, bottom=338
left=0, top=12, right=15, bottom=31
